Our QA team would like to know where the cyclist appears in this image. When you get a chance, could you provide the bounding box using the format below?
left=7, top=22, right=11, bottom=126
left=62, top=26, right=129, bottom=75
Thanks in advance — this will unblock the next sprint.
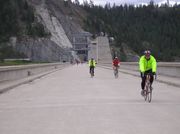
left=88, top=58, right=96, bottom=76
left=112, top=56, right=120, bottom=69
left=139, top=50, right=157, bottom=96
left=112, top=56, right=120, bottom=78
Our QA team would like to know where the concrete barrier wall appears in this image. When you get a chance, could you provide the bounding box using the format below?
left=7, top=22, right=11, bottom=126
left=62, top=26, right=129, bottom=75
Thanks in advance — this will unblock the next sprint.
left=100, top=62, right=180, bottom=78
left=1, top=62, right=179, bottom=83
left=0, top=63, right=68, bottom=82
left=121, top=62, right=180, bottom=78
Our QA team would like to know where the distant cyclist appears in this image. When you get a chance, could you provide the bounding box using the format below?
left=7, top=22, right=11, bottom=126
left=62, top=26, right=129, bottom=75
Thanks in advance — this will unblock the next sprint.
left=112, top=56, right=120, bottom=78
left=88, top=58, right=96, bottom=76
left=112, top=56, right=120, bottom=69
left=139, top=50, right=157, bottom=96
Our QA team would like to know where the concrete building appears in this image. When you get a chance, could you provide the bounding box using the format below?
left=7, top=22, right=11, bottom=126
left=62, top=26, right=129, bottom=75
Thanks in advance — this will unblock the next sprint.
left=72, top=32, right=92, bottom=62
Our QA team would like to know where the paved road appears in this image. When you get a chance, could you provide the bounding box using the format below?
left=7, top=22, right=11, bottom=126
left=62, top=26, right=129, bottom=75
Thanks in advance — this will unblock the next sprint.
left=0, top=64, right=180, bottom=134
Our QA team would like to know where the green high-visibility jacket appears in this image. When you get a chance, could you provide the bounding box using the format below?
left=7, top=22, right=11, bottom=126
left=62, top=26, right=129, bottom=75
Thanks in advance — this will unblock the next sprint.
left=88, top=60, right=96, bottom=67
left=139, top=55, right=157, bottom=73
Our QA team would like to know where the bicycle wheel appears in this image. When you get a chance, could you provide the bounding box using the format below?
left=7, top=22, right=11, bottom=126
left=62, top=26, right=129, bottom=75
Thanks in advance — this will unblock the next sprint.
left=90, top=71, right=94, bottom=78
left=114, top=69, right=118, bottom=78
left=148, top=85, right=152, bottom=102
left=116, top=69, right=118, bottom=78
left=144, top=86, right=148, bottom=101
left=90, top=68, right=94, bottom=78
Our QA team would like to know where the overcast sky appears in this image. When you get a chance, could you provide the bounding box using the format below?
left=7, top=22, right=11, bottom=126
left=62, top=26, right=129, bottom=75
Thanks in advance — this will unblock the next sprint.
left=73, top=0, right=180, bottom=6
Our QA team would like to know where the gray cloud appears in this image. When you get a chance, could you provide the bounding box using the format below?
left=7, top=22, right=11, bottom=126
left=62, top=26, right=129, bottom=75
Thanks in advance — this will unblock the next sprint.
left=76, top=0, right=180, bottom=6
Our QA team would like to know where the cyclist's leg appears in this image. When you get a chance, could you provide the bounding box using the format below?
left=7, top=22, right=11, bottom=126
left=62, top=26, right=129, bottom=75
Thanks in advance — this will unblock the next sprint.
left=92, top=67, right=94, bottom=74
left=141, top=73, right=146, bottom=90
left=116, top=66, right=119, bottom=71
left=150, top=74, right=154, bottom=84
left=90, top=67, right=92, bottom=74
left=116, top=66, right=118, bottom=76
left=114, top=66, right=118, bottom=77
left=140, top=73, right=146, bottom=96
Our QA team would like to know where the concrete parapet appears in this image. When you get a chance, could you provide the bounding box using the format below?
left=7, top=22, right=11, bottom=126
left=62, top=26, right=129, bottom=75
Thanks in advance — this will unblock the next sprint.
left=0, top=63, right=69, bottom=83
left=98, top=62, right=180, bottom=87
left=157, top=62, right=180, bottom=78
left=122, top=62, right=180, bottom=78
left=100, top=62, right=180, bottom=78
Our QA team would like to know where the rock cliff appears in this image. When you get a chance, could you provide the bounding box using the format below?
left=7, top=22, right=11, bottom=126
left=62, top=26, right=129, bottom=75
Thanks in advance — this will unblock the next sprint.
left=15, top=0, right=85, bottom=62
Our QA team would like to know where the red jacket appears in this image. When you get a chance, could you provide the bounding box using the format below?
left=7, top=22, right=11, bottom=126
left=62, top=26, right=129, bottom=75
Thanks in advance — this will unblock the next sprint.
left=112, top=59, right=120, bottom=66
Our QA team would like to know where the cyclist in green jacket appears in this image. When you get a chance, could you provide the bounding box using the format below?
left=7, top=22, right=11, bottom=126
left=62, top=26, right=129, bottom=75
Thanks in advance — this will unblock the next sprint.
left=88, top=58, right=96, bottom=76
left=139, top=50, right=157, bottom=95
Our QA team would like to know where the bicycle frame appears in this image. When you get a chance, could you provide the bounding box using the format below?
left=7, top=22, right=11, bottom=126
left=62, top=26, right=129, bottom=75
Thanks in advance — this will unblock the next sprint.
left=144, top=73, right=153, bottom=102
left=90, top=67, right=94, bottom=78
left=113, top=66, right=119, bottom=78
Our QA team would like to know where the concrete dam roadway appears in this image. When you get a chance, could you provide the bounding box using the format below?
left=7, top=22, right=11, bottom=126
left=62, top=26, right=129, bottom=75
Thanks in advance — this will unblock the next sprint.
left=0, top=64, right=180, bottom=134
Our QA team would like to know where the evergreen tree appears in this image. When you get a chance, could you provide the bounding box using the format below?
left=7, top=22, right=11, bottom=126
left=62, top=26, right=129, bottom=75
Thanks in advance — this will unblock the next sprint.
left=82, top=3, right=180, bottom=61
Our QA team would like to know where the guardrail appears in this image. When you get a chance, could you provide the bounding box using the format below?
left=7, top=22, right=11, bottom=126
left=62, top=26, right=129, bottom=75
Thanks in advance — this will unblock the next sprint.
left=99, top=62, right=180, bottom=78
left=0, top=63, right=69, bottom=83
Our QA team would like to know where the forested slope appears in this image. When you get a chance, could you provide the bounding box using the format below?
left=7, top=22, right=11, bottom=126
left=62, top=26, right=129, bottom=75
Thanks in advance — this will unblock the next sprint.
left=83, top=3, right=180, bottom=61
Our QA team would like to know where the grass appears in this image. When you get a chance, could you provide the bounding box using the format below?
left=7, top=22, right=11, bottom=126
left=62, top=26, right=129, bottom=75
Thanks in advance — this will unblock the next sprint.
left=0, top=60, right=50, bottom=66
left=0, top=60, right=33, bottom=66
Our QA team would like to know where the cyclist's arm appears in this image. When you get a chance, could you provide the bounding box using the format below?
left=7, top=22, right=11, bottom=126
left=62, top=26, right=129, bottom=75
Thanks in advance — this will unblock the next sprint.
left=88, top=60, right=91, bottom=67
left=139, top=57, right=145, bottom=73
left=118, top=61, right=120, bottom=66
left=152, top=57, right=157, bottom=73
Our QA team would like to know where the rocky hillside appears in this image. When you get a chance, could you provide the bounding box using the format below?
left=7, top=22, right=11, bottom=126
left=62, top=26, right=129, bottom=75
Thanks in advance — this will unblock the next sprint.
left=0, top=0, right=88, bottom=62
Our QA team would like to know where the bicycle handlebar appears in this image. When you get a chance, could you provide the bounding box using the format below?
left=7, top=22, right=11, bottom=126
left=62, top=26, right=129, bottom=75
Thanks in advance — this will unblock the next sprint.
left=140, top=72, right=157, bottom=80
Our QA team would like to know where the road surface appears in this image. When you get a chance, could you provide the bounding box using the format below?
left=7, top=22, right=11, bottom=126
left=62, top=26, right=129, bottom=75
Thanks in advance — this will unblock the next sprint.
left=0, top=64, right=180, bottom=134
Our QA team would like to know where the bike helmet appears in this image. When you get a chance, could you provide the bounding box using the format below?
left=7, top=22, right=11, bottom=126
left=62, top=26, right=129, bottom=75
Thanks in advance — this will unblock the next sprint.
left=144, top=50, right=151, bottom=55
left=144, top=50, right=151, bottom=59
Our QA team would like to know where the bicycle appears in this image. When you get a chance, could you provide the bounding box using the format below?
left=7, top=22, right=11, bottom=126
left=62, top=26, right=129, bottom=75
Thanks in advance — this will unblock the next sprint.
left=113, top=66, right=119, bottom=78
left=143, top=73, right=156, bottom=102
left=90, top=67, right=94, bottom=78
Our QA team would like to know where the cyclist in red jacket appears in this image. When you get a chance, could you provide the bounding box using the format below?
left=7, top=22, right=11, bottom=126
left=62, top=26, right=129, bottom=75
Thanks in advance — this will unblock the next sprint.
left=112, top=57, right=120, bottom=78
left=112, top=57, right=120, bottom=68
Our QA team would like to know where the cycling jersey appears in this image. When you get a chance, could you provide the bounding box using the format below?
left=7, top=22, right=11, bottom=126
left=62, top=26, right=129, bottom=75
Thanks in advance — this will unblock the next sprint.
left=139, top=55, right=157, bottom=73
left=112, top=59, right=120, bottom=66
left=88, top=60, right=96, bottom=67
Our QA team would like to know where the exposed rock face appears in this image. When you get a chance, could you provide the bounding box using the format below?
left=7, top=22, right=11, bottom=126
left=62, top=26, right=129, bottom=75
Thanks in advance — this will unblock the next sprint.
left=33, top=0, right=73, bottom=48
left=16, top=38, right=69, bottom=62
left=15, top=0, right=84, bottom=62
left=44, top=0, right=85, bottom=42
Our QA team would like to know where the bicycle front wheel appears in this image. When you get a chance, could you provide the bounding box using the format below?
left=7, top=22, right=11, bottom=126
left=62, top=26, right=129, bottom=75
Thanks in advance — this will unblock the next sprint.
left=144, top=92, right=147, bottom=101
left=114, top=69, right=118, bottom=78
left=90, top=71, right=94, bottom=78
left=148, top=86, right=152, bottom=102
left=144, top=86, right=148, bottom=101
